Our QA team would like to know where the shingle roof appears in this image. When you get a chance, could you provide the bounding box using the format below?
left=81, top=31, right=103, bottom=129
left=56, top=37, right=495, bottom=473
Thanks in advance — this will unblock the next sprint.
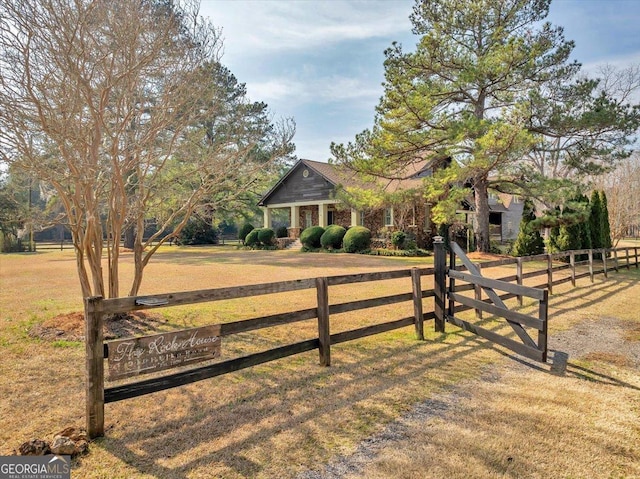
left=303, top=158, right=434, bottom=191
left=258, top=158, right=438, bottom=206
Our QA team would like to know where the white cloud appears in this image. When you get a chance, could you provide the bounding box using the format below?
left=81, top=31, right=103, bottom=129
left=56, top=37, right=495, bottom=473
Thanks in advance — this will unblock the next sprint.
left=581, top=52, right=640, bottom=74
left=202, top=0, right=412, bottom=54
left=247, top=74, right=381, bottom=105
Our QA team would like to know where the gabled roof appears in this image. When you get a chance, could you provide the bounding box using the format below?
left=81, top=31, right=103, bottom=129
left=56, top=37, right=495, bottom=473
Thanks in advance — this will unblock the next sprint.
left=258, top=158, right=439, bottom=206
left=257, top=159, right=343, bottom=206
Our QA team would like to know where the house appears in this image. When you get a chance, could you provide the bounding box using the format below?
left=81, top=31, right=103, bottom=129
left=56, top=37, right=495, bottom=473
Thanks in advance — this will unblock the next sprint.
left=258, top=158, right=523, bottom=247
left=460, top=192, right=525, bottom=243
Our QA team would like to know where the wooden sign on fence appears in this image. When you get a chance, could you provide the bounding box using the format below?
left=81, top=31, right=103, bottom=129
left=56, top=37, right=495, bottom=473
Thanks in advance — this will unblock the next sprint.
left=106, top=325, right=221, bottom=380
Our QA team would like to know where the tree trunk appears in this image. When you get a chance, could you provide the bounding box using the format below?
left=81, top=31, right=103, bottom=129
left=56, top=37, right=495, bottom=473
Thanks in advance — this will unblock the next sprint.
left=474, top=176, right=491, bottom=253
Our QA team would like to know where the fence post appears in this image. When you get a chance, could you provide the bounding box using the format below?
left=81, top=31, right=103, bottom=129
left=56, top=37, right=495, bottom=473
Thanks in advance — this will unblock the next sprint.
left=448, top=247, right=456, bottom=319
left=474, top=262, right=483, bottom=319
left=626, top=247, right=630, bottom=270
left=433, top=236, right=446, bottom=333
left=85, top=296, right=105, bottom=439
left=315, top=277, right=331, bottom=367
left=516, top=257, right=523, bottom=306
left=603, top=249, right=608, bottom=279
left=614, top=249, right=619, bottom=273
left=538, top=289, right=549, bottom=363
left=588, top=249, right=594, bottom=283
left=636, top=247, right=639, bottom=269
left=547, top=254, right=553, bottom=294
left=411, top=268, right=425, bottom=340
left=570, top=251, right=576, bottom=287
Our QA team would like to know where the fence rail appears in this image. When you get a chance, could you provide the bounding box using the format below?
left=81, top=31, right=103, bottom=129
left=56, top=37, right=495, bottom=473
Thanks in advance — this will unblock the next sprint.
left=85, top=267, right=434, bottom=437
left=84, top=245, right=639, bottom=438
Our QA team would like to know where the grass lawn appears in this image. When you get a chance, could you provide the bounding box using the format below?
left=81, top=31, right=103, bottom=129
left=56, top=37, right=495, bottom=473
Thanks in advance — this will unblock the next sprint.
left=0, top=246, right=638, bottom=478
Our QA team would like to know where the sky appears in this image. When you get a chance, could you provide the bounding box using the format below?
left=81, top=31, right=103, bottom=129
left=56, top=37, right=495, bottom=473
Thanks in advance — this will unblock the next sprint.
left=199, top=0, right=640, bottom=162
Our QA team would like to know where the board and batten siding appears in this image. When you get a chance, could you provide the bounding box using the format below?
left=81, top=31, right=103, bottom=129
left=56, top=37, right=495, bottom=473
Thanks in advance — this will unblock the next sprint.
left=264, top=163, right=335, bottom=206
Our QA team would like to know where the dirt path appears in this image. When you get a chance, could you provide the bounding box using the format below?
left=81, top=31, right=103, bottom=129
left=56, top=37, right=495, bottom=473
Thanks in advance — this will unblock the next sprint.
left=296, top=316, right=640, bottom=479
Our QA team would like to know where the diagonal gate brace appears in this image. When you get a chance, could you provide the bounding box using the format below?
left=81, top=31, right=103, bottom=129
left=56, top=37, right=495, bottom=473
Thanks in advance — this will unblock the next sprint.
left=450, top=243, right=538, bottom=350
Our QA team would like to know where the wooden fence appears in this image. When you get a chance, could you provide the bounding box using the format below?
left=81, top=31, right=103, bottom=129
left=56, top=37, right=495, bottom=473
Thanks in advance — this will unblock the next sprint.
left=85, top=266, right=434, bottom=437
left=84, top=245, right=639, bottom=438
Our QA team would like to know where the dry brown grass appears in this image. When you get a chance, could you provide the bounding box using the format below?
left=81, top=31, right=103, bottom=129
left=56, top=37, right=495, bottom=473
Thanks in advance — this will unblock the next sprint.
left=0, top=246, right=639, bottom=479
left=344, top=360, right=640, bottom=479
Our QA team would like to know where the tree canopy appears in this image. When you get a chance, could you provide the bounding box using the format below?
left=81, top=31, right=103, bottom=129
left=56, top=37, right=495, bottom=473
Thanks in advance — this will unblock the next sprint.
left=0, top=0, right=295, bottom=299
left=331, top=0, right=639, bottom=252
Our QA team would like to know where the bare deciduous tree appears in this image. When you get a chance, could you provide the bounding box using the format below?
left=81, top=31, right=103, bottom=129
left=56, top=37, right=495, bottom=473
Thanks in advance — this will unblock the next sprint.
left=0, top=0, right=295, bottom=299
left=596, top=152, right=640, bottom=246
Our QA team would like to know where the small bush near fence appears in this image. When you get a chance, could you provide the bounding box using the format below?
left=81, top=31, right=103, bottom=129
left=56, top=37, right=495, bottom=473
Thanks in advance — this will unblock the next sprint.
left=0, top=233, right=34, bottom=253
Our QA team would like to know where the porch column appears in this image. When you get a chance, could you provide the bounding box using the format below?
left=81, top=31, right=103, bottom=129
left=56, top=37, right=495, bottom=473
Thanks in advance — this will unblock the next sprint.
left=350, top=208, right=358, bottom=226
left=263, top=207, right=272, bottom=229
left=290, top=205, right=300, bottom=228
left=318, top=203, right=328, bottom=227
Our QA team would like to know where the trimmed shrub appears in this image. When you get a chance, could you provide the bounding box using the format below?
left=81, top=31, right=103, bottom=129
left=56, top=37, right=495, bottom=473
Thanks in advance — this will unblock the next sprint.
left=391, top=230, right=406, bottom=249
left=300, top=226, right=325, bottom=248
left=320, top=225, right=346, bottom=249
left=258, top=228, right=276, bottom=245
left=238, top=223, right=255, bottom=244
left=244, top=228, right=261, bottom=247
left=177, top=217, right=218, bottom=245
left=275, top=226, right=288, bottom=238
left=343, top=226, right=371, bottom=253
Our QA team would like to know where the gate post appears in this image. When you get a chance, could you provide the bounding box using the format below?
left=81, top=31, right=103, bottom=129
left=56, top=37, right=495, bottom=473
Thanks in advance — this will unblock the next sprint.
left=433, top=236, right=446, bottom=333
left=85, top=296, right=105, bottom=439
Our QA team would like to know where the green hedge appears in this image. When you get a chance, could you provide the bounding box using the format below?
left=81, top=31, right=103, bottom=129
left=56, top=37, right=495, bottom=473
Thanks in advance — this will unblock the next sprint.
left=244, top=228, right=261, bottom=247
left=320, top=225, right=346, bottom=249
left=300, top=226, right=325, bottom=248
left=391, top=231, right=406, bottom=249
left=343, top=226, right=371, bottom=253
left=238, top=223, right=255, bottom=243
left=258, top=228, right=276, bottom=245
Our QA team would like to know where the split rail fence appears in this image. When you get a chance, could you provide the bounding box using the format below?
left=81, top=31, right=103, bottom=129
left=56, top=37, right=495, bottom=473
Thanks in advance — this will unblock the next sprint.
left=85, top=244, right=639, bottom=438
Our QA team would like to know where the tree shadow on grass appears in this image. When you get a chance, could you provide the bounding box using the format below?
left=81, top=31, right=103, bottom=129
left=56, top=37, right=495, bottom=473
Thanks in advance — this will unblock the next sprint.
left=91, top=326, right=496, bottom=479
left=151, top=248, right=430, bottom=270
left=86, top=267, right=638, bottom=478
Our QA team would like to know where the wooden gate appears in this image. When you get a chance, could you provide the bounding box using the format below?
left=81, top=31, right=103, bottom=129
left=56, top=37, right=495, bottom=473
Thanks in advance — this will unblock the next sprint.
left=434, top=239, right=549, bottom=362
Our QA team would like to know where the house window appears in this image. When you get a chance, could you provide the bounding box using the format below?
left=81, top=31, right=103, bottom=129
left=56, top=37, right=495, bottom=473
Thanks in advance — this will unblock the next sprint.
left=305, top=211, right=312, bottom=229
left=359, top=211, right=365, bottom=226
left=384, top=207, right=393, bottom=227
left=327, top=209, right=335, bottom=225
left=411, top=205, right=417, bottom=226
